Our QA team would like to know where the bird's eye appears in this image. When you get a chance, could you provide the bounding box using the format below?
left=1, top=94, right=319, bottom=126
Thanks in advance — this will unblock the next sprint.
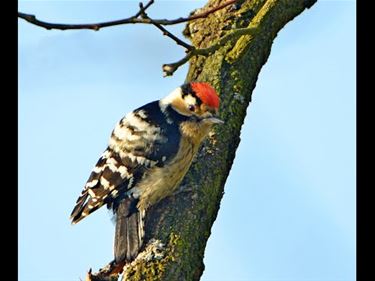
left=188, top=105, right=196, bottom=111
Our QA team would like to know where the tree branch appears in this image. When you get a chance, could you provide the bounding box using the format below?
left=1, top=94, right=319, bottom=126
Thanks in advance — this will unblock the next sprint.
left=17, top=0, right=237, bottom=31
left=18, top=0, right=155, bottom=31
left=18, top=0, right=238, bottom=74
left=162, top=26, right=259, bottom=76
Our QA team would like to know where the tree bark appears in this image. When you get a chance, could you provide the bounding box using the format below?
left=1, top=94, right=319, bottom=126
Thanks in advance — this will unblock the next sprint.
left=115, top=0, right=317, bottom=280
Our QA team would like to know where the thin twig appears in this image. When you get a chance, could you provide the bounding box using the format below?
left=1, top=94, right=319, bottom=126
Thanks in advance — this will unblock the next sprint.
left=152, top=23, right=193, bottom=50
left=18, top=0, right=237, bottom=31
left=138, top=2, right=193, bottom=50
left=18, top=0, right=155, bottom=31
left=163, top=0, right=238, bottom=24
left=134, top=0, right=155, bottom=18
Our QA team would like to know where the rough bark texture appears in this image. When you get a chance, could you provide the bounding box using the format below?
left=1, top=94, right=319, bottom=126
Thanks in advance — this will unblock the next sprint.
left=119, top=0, right=317, bottom=280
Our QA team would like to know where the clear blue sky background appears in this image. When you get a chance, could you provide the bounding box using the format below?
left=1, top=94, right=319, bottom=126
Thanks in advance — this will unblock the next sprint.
left=18, top=1, right=356, bottom=281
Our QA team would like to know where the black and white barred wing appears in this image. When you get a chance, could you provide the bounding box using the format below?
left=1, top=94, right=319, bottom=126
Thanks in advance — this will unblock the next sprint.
left=70, top=149, right=132, bottom=224
left=70, top=101, right=180, bottom=224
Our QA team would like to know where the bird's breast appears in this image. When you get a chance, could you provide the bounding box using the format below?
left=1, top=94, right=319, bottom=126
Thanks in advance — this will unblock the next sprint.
left=135, top=136, right=198, bottom=210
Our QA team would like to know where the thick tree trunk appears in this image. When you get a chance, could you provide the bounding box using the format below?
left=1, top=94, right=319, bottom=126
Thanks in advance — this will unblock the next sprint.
left=115, top=0, right=317, bottom=280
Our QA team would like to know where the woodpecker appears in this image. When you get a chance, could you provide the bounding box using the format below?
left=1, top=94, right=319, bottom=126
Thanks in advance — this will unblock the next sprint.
left=70, top=82, right=222, bottom=272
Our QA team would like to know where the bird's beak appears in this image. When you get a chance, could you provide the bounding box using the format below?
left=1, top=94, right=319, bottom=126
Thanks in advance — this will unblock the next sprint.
left=205, top=116, right=224, bottom=124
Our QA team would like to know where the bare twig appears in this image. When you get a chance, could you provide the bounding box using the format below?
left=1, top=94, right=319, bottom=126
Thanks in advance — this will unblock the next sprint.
left=18, top=0, right=154, bottom=31
left=138, top=2, right=193, bottom=50
left=163, top=0, right=238, bottom=24
left=152, top=23, right=193, bottom=50
left=163, top=26, right=259, bottom=76
left=18, top=0, right=237, bottom=31
left=134, top=0, right=155, bottom=18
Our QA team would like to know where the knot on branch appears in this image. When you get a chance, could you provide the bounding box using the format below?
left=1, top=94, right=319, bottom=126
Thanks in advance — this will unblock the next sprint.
left=121, top=239, right=166, bottom=281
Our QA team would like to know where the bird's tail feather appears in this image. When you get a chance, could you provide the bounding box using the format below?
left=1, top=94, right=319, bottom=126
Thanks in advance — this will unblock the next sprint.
left=114, top=199, right=146, bottom=263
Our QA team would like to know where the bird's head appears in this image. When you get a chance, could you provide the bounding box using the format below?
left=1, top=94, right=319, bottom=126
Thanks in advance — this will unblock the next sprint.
left=160, top=82, right=223, bottom=126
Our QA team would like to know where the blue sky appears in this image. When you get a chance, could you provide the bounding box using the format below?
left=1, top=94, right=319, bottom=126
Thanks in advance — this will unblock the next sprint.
left=18, top=1, right=355, bottom=281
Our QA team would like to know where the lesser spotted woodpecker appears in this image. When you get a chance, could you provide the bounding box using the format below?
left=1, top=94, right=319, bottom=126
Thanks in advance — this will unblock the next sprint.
left=70, top=82, right=222, bottom=272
